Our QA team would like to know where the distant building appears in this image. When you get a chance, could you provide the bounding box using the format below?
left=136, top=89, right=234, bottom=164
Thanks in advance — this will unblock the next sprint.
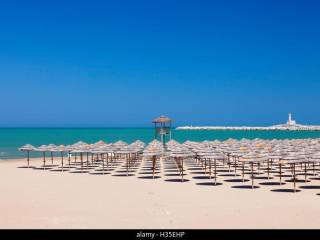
left=287, top=113, right=296, bottom=126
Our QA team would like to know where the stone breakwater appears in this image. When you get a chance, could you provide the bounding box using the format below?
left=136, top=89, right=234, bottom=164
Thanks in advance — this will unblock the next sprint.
left=176, top=125, right=320, bottom=131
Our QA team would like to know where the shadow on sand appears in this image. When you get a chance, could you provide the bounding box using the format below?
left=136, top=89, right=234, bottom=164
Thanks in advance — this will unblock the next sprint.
left=190, top=171, right=206, bottom=174
left=259, top=182, right=286, bottom=186
left=299, top=185, right=320, bottom=189
left=218, top=174, right=240, bottom=177
left=111, top=174, right=135, bottom=177
left=139, top=171, right=160, bottom=175
left=164, top=179, right=190, bottom=183
left=49, top=169, right=70, bottom=172
left=196, top=182, right=222, bottom=186
left=32, top=167, right=53, bottom=170
left=310, top=177, right=320, bottom=181
left=285, top=179, right=310, bottom=183
left=271, top=189, right=301, bottom=193
left=89, top=172, right=111, bottom=175
left=69, top=171, right=89, bottom=174
left=138, top=176, right=161, bottom=179
left=224, top=179, right=249, bottom=183
left=192, top=176, right=214, bottom=180
left=231, top=185, right=260, bottom=189
left=164, top=173, right=187, bottom=177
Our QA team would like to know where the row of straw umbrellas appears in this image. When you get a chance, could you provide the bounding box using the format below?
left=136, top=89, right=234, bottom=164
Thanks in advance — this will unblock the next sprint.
left=19, top=138, right=320, bottom=192
left=182, top=138, right=320, bottom=191
left=19, top=140, right=146, bottom=174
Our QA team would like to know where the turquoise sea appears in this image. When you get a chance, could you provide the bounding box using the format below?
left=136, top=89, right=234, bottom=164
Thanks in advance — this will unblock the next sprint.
left=1, top=128, right=320, bottom=159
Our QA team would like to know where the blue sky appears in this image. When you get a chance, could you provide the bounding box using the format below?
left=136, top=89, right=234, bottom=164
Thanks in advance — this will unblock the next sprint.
left=0, top=0, right=320, bottom=127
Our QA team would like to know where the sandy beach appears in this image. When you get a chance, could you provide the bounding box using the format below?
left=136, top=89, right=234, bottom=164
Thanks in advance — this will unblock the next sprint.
left=0, top=156, right=320, bottom=229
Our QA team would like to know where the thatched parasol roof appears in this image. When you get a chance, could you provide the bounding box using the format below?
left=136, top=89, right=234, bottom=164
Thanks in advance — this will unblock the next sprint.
left=152, top=115, right=172, bottom=123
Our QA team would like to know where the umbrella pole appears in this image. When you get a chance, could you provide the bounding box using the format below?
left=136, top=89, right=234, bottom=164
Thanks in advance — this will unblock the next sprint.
left=102, top=154, right=105, bottom=174
left=313, top=162, right=315, bottom=176
left=27, top=151, right=30, bottom=168
left=279, top=162, right=282, bottom=185
left=304, top=162, right=307, bottom=183
left=86, top=153, right=89, bottom=169
left=43, top=152, right=46, bottom=170
left=293, top=163, right=296, bottom=193
left=152, top=156, right=155, bottom=179
left=214, top=159, right=217, bottom=185
left=127, top=155, right=129, bottom=177
left=242, top=163, right=245, bottom=183
left=181, top=158, right=184, bottom=182
left=209, top=159, right=211, bottom=179
left=135, top=153, right=137, bottom=167
left=74, top=153, right=77, bottom=163
left=204, top=158, right=207, bottom=174
left=251, top=162, right=254, bottom=189
left=81, top=153, right=83, bottom=173
left=51, top=152, right=53, bottom=165
left=234, top=157, right=237, bottom=176
left=267, top=159, right=270, bottom=180
left=68, top=152, right=71, bottom=169
left=61, top=152, right=64, bottom=172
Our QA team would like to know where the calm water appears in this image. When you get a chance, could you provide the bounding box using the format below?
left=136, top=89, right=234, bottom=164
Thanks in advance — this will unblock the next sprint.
left=1, top=128, right=320, bottom=159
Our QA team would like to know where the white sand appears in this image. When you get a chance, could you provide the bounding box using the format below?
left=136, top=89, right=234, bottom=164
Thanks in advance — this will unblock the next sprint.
left=0, top=157, right=320, bottom=229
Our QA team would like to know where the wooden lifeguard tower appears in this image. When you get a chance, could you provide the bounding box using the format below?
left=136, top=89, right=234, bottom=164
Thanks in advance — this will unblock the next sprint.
left=152, top=115, right=173, bottom=145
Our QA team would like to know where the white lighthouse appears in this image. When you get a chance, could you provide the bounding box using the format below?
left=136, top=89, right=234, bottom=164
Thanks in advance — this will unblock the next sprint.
left=287, top=112, right=296, bottom=126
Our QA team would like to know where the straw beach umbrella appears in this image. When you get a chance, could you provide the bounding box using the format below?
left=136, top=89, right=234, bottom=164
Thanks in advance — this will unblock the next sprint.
left=64, top=145, right=74, bottom=168
left=169, top=151, right=194, bottom=182
left=18, top=144, right=35, bottom=168
left=57, top=145, right=66, bottom=171
left=116, top=146, right=140, bottom=176
left=35, top=145, right=50, bottom=170
left=270, top=152, right=287, bottom=185
left=90, top=147, right=108, bottom=174
left=202, top=152, right=226, bottom=185
left=90, top=140, right=108, bottom=164
left=143, top=140, right=164, bottom=179
left=283, top=154, right=304, bottom=193
left=143, top=150, right=163, bottom=179
left=47, top=144, right=57, bottom=165
left=311, top=152, right=320, bottom=176
left=239, top=153, right=267, bottom=189
left=71, top=147, right=87, bottom=173
left=71, top=141, right=87, bottom=164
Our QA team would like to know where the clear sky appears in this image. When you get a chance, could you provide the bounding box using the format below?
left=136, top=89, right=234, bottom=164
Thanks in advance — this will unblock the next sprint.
left=0, top=0, right=320, bottom=127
